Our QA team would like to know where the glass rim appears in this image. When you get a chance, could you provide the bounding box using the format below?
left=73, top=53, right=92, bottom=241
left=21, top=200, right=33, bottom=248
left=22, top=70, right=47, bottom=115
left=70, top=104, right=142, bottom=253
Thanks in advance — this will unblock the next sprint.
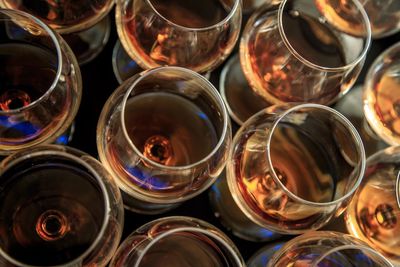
left=277, top=0, right=372, bottom=72
left=120, top=66, right=229, bottom=171
left=265, top=103, right=366, bottom=207
left=142, top=0, right=241, bottom=31
left=311, top=244, right=394, bottom=267
left=133, top=216, right=243, bottom=267
left=0, top=8, right=63, bottom=115
left=0, top=145, right=111, bottom=267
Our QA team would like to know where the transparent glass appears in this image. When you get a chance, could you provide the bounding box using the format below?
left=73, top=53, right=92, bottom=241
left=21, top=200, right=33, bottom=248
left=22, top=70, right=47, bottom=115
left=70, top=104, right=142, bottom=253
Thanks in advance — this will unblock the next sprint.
left=109, top=216, right=245, bottom=267
left=211, top=103, right=365, bottom=240
left=319, top=0, right=400, bottom=39
left=240, top=0, right=371, bottom=105
left=363, top=42, right=400, bottom=146
left=0, top=0, right=115, bottom=64
left=0, top=145, right=124, bottom=266
left=113, top=0, right=242, bottom=81
left=0, top=9, right=81, bottom=155
left=267, top=231, right=393, bottom=267
left=97, top=66, right=231, bottom=214
left=345, top=146, right=400, bottom=265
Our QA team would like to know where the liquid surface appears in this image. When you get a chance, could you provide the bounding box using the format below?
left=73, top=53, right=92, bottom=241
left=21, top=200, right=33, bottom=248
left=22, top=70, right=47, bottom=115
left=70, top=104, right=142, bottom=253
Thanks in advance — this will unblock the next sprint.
left=138, top=232, right=229, bottom=267
left=346, top=162, right=400, bottom=261
left=0, top=43, right=57, bottom=111
left=124, top=92, right=218, bottom=166
left=0, top=159, right=105, bottom=265
left=364, top=64, right=400, bottom=144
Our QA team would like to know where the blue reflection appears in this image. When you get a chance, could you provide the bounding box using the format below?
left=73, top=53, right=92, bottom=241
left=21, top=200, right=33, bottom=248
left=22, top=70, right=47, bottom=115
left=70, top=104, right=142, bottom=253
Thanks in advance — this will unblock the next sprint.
left=55, top=134, right=69, bottom=145
left=125, top=166, right=169, bottom=190
left=0, top=115, right=38, bottom=137
left=211, top=184, right=222, bottom=199
left=123, top=60, right=139, bottom=73
left=197, top=111, right=208, bottom=120
left=259, top=228, right=276, bottom=238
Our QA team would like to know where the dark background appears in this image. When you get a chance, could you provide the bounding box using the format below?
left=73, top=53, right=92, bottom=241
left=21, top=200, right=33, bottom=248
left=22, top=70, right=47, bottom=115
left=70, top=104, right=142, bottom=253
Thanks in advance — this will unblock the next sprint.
left=68, top=7, right=400, bottom=262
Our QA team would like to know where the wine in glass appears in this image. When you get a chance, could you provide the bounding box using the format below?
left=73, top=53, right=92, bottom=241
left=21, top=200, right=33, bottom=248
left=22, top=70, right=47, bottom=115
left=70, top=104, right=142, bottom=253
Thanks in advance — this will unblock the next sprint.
left=0, top=9, right=81, bottom=155
left=267, top=231, right=393, bottom=267
left=210, top=103, right=366, bottom=241
left=345, top=146, right=400, bottom=265
left=110, top=216, right=244, bottom=267
left=0, top=145, right=124, bottom=266
left=97, top=66, right=231, bottom=214
left=221, top=0, right=371, bottom=124
left=0, top=0, right=115, bottom=64
left=112, top=0, right=242, bottom=83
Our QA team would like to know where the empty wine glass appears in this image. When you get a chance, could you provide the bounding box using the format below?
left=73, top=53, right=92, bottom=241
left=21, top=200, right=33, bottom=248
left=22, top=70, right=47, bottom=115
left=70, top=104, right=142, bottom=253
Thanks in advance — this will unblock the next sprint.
left=0, top=9, right=81, bottom=155
left=0, top=0, right=115, bottom=64
left=335, top=41, right=400, bottom=156
left=267, top=231, right=393, bottom=267
left=97, top=66, right=231, bottom=214
left=222, top=0, right=371, bottom=124
left=0, top=145, right=124, bottom=266
left=345, top=146, right=400, bottom=265
left=112, top=0, right=242, bottom=83
left=210, top=103, right=366, bottom=241
left=109, top=216, right=245, bottom=267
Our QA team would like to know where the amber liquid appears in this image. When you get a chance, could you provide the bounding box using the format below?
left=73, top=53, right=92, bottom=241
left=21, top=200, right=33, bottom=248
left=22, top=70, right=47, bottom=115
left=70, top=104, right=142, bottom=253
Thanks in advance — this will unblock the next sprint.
left=233, top=123, right=343, bottom=228
left=106, top=92, right=219, bottom=193
left=364, top=64, right=400, bottom=143
left=315, top=0, right=400, bottom=37
left=0, top=156, right=105, bottom=266
left=242, top=10, right=347, bottom=103
left=118, top=0, right=235, bottom=72
left=346, top=162, right=400, bottom=260
left=0, top=0, right=111, bottom=29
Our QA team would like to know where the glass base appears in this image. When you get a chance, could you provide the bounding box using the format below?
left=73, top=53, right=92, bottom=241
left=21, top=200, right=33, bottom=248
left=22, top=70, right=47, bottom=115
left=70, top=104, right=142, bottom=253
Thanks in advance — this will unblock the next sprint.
left=112, top=40, right=144, bottom=84
left=220, top=54, right=271, bottom=125
left=209, top=172, right=281, bottom=242
left=54, top=122, right=75, bottom=145
left=62, top=15, right=111, bottom=65
left=246, top=242, right=285, bottom=267
left=334, top=85, right=388, bottom=156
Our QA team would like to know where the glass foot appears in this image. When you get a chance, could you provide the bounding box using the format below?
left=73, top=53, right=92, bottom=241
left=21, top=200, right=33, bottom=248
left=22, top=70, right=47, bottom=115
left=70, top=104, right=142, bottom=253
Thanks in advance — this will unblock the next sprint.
left=246, top=242, right=285, bottom=267
left=334, top=85, right=388, bottom=156
left=112, top=40, right=143, bottom=84
left=62, top=15, right=111, bottom=65
left=54, top=123, right=75, bottom=145
left=220, top=54, right=271, bottom=125
left=209, top=172, right=281, bottom=242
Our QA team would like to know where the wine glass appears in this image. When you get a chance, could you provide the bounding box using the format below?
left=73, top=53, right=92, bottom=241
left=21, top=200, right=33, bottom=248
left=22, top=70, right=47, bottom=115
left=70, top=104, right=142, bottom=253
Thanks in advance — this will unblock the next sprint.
left=221, top=0, right=371, bottom=124
left=109, top=216, right=245, bottom=267
left=335, top=41, right=400, bottom=156
left=267, top=231, right=393, bottom=267
left=97, top=66, right=231, bottom=214
left=0, top=0, right=115, bottom=64
left=210, top=103, right=366, bottom=241
left=112, top=0, right=242, bottom=83
left=0, top=145, right=124, bottom=266
left=325, top=0, right=400, bottom=39
left=0, top=9, right=81, bottom=155
left=345, top=146, right=400, bottom=265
